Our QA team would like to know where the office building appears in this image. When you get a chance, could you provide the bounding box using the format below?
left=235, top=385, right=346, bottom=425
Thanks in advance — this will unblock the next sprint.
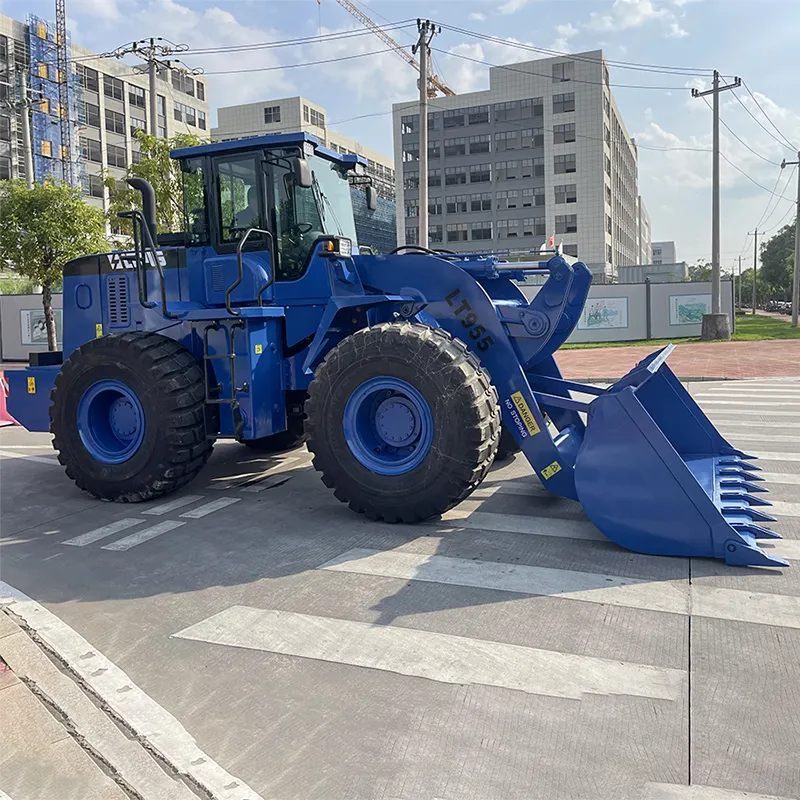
left=651, top=241, right=677, bottom=265
left=0, top=13, right=209, bottom=214
left=636, top=195, right=652, bottom=265
left=393, top=50, right=643, bottom=279
left=212, top=96, right=396, bottom=202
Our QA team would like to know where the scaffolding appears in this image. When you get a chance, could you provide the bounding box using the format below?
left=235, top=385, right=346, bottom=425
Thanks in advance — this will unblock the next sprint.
left=27, top=14, right=82, bottom=187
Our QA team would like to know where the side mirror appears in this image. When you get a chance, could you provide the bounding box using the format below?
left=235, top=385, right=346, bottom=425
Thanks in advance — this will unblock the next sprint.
left=292, top=157, right=312, bottom=189
left=366, top=185, right=378, bottom=212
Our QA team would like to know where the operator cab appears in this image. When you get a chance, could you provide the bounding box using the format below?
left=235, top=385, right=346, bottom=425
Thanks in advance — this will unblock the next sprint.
left=171, top=132, right=375, bottom=294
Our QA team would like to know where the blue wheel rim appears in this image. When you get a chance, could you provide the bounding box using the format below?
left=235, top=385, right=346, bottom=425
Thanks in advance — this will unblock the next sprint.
left=77, top=379, right=145, bottom=464
left=343, top=377, right=434, bottom=476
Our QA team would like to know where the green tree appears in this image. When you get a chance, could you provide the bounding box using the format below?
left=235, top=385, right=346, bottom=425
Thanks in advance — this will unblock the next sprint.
left=0, top=180, right=109, bottom=350
left=759, top=221, right=795, bottom=299
left=687, top=261, right=713, bottom=281
left=105, top=131, right=205, bottom=235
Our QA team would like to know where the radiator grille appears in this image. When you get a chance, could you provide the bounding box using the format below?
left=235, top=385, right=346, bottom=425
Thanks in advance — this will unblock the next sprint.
left=211, top=264, right=227, bottom=294
left=107, top=274, right=130, bottom=326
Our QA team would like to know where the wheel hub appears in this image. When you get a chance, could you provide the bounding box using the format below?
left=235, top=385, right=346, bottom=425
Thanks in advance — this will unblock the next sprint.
left=375, top=396, right=420, bottom=447
left=109, top=397, right=138, bottom=439
left=77, top=379, right=145, bottom=464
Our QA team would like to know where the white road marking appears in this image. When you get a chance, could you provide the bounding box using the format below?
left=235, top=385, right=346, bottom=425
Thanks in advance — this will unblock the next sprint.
left=0, top=449, right=59, bottom=465
left=695, top=394, right=800, bottom=401
left=437, top=509, right=606, bottom=542
left=764, top=539, right=800, bottom=561
left=768, top=500, right=800, bottom=518
left=0, top=583, right=264, bottom=800
left=63, top=518, right=145, bottom=547
left=319, top=548, right=689, bottom=615
left=179, top=497, right=240, bottom=518
left=761, top=471, right=800, bottom=486
left=716, top=420, right=800, bottom=430
left=141, top=495, right=205, bottom=516
left=0, top=790, right=13, bottom=800
left=239, top=474, right=293, bottom=493
left=705, top=409, right=800, bottom=417
left=102, top=520, right=187, bottom=551
left=0, top=444, right=55, bottom=449
left=239, top=454, right=311, bottom=492
left=750, top=451, right=800, bottom=462
left=700, top=401, right=800, bottom=407
left=644, top=782, right=793, bottom=800
left=692, top=586, right=800, bottom=630
left=172, top=605, right=685, bottom=702
left=721, top=433, right=800, bottom=444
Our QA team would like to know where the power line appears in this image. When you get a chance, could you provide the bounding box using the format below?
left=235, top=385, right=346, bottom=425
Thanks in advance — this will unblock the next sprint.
left=764, top=199, right=796, bottom=234
left=200, top=47, right=395, bottom=75
left=730, top=89, right=796, bottom=153
left=699, top=96, right=781, bottom=167
left=435, top=23, right=714, bottom=76
left=719, top=152, right=794, bottom=202
left=758, top=165, right=796, bottom=230
left=742, top=80, right=797, bottom=151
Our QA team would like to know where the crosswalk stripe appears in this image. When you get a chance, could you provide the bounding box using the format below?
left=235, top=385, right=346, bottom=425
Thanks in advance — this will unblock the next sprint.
left=705, top=409, right=800, bottom=417
left=701, top=400, right=800, bottom=407
left=178, top=497, right=240, bottom=518
left=691, top=586, right=800, bottom=631
left=761, top=471, right=800, bottom=486
left=438, top=509, right=604, bottom=541
left=644, top=782, right=794, bottom=800
left=721, top=433, right=800, bottom=444
left=141, top=495, right=204, bottom=516
left=319, top=548, right=689, bottom=615
left=63, top=518, right=145, bottom=547
left=101, top=520, right=186, bottom=551
left=172, top=605, right=685, bottom=702
left=697, top=395, right=800, bottom=402
left=0, top=449, right=59, bottom=465
left=766, top=539, right=800, bottom=561
left=716, top=420, right=798, bottom=430
left=768, top=500, right=800, bottom=518
left=751, top=451, right=800, bottom=462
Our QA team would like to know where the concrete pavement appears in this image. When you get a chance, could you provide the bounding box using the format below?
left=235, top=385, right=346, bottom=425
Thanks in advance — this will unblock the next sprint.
left=0, top=378, right=799, bottom=799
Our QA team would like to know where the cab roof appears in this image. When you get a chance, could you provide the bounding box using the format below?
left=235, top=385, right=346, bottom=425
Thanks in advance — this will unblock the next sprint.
left=169, top=131, right=367, bottom=170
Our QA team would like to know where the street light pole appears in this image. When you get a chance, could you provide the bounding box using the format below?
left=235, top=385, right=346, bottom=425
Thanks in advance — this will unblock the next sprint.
left=781, top=152, right=800, bottom=328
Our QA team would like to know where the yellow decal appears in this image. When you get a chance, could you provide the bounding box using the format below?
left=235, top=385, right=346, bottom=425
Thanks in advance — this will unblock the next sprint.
left=510, top=391, right=541, bottom=437
left=541, top=461, right=562, bottom=480
left=95, top=323, right=103, bottom=337
left=255, top=343, right=263, bottom=355
left=27, top=376, right=36, bottom=394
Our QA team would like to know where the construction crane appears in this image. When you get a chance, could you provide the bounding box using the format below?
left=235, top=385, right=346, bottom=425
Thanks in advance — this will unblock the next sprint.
left=330, top=0, right=455, bottom=96
left=55, top=0, right=73, bottom=185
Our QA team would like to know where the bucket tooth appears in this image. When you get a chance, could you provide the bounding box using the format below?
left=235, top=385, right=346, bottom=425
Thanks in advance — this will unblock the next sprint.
left=718, top=467, right=763, bottom=481
left=721, top=480, right=768, bottom=493
left=743, top=493, right=771, bottom=507
left=743, top=508, right=777, bottom=523
left=731, top=522, right=782, bottom=540
left=742, top=482, right=768, bottom=493
left=739, top=461, right=761, bottom=471
left=723, top=538, right=789, bottom=568
left=722, top=505, right=777, bottom=523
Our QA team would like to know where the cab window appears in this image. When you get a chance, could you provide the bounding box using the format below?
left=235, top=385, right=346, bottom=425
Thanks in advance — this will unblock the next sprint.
left=181, top=157, right=209, bottom=245
left=215, top=155, right=265, bottom=244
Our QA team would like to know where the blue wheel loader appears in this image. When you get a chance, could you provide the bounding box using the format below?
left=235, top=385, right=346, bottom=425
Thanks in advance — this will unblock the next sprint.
left=7, top=132, right=786, bottom=567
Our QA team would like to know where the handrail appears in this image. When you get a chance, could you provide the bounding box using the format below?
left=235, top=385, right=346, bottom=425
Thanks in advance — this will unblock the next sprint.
left=117, top=209, right=179, bottom=320
left=230, top=227, right=274, bottom=316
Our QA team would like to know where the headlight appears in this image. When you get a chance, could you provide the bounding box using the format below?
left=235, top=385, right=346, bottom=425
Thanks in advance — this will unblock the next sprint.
left=320, top=237, right=353, bottom=258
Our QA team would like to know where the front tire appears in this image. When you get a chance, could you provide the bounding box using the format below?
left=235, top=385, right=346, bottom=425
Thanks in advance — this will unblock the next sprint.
left=305, top=323, right=500, bottom=522
left=50, top=332, right=212, bottom=502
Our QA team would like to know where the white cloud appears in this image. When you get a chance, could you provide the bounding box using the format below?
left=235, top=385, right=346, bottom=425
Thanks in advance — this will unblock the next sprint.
left=498, top=0, right=533, bottom=15
left=72, top=0, right=120, bottom=21
left=468, top=12, right=487, bottom=21
left=667, top=21, right=689, bottom=37
left=587, top=0, right=692, bottom=38
left=552, top=22, right=579, bottom=52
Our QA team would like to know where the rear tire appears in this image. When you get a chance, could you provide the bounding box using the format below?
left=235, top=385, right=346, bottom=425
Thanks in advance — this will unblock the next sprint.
left=495, top=425, right=521, bottom=460
left=50, top=332, right=212, bottom=502
left=243, top=416, right=306, bottom=453
left=306, top=323, right=500, bottom=522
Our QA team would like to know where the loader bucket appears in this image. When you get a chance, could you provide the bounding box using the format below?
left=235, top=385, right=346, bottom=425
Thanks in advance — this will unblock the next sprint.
left=573, top=346, right=787, bottom=568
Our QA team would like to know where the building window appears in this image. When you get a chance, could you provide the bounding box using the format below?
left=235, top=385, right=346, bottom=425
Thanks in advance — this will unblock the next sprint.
left=428, top=169, right=441, bottom=187
left=562, top=244, right=578, bottom=257
left=404, top=171, right=419, bottom=190
left=404, top=201, right=418, bottom=218
left=128, top=84, right=146, bottom=108
left=553, top=123, right=576, bottom=144
left=76, top=64, right=99, bottom=91
left=604, top=124, right=611, bottom=146
left=132, top=148, right=143, bottom=164
left=523, top=187, right=545, bottom=207
left=552, top=61, right=574, bottom=82
left=173, top=101, right=196, bottom=127
left=82, top=173, right=104, bottom=198
left=309, top=108, right=325, bottom=128
left=607, top=244, right=613, bottom=263
left=0, top=35, right=7, bottom=61
left=554, top=183, right=577, bottom=204
left=172, top=70, right=194, bottom=96
left=493, top=101, right=519, bottom=123
left=430, top=224, right=443, bottom=244
left=446, top=194, right=468, bottom=214
left=303, top=104, right=309, bottom=123
left=604, top=95, right=611, bottom=117
left=496, top=161, right=518, bottom=181
left=494, top=130, right=517, bottom=151
left=470, top=192, right=492, bottom=212
left=468, top=134, right=490, bottom=154
left=445, top=167, right=467, bottom=186
left=105, top=108, right=126, bottom=135
left=496, top=190, right=519, bottom=210
left=103, top=74, right=124, bottom=101
left=428, top=140, right=440, bottom=158
left=38, top=98, right=50, bottom=115
left=0, top=156, right=10, bottom=181
left=553, top=92, right=575, bottom=113
left=605, top=155, right=612, bottom=176
left=556, top=214, right=578, bottom=234
left=444, top=137, right=466, bottom=157
left=606, top=214, right=612, bottom=234
left=130, top=115, right=147, bottom=137
left=554, top=154, right=576, bottom=174
left=469, top=163, right=491, bottom=183
left=429, top=198, right=442, bottom=215
left=106, top=142, right=127, bottom=168
left=401, top=114, right=417, bottom=134
left=522, top=217, right=545, bottom=237
left=80, top=136, right=102, bottom=163
left=467, top=105, right=490, bottom=125
left=405, top=226, right=419, bottom=245
left=84, top=101, right=101, bottom=128
left=605, top=183, right=612, bottom=206
left=196, top=81, right=205, bottom=101
left=0, top=115, right=10, bottom=142
left=263, top=105, right=281, bottom=124
left=470, top=221, right=492, bottom=240
left=497, top=219, right=520, bottom=238
left=520, top=128, right=544, bottom=148
left=402, top=145, right=419, bottom=162
left=520, top=97, right=544, bottom=117
left=447, top=223, right=469, bottom=242
left=197, top=110, right=206, bottom=130
left=40, top=140, right=52, bottom=158
left=443, top=109, right=465, bottom=128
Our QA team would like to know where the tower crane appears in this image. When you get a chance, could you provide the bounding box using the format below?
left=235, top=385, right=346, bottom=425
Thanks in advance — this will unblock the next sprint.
left=329, top=0, right=455, bottom=96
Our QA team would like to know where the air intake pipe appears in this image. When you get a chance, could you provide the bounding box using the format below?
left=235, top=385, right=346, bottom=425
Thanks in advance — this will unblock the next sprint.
left=126, top=178, right=157, bottom=244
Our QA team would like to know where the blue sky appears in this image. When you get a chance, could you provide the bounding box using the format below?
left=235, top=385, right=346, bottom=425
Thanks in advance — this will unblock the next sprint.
left=6, top=0, right=799, bottom=268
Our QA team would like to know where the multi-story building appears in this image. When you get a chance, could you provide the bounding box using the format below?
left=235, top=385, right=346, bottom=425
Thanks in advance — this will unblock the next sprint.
left=0, top=13, right=209, bottom=215
left=393, top=50, right=642, bottom=280
left=212, top=96, right=396, bottom=202
left=636, top=195, right=652, bottom=265
left=651, top=241, right=676, bottom=265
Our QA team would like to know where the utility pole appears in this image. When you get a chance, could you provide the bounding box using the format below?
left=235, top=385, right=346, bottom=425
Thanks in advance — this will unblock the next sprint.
left=692, top=71, right=741, bottom=340
left=108, top=38, right=193, bottom=137
left=2, top=70, right=36, bottom=187
left=748, top=229, right=760, bottom=315
left=412, top=20, right=439, bottom=249
left=737, top=255, right=742, bottom=310
left=781, top=152, right=800, bottom=327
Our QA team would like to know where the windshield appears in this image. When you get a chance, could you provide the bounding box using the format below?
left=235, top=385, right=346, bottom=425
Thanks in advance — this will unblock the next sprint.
left=308, top=154, right=358, bottom=244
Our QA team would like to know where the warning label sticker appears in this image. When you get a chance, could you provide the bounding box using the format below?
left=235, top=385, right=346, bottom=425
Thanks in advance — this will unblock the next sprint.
left=510, top=391, right=541, bottom=437
left=541, top=461, right=562, bottom=480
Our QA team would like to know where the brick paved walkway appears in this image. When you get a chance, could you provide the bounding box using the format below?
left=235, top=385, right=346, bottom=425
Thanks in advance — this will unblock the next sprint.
left=556, top=339, right=800, bottom=380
